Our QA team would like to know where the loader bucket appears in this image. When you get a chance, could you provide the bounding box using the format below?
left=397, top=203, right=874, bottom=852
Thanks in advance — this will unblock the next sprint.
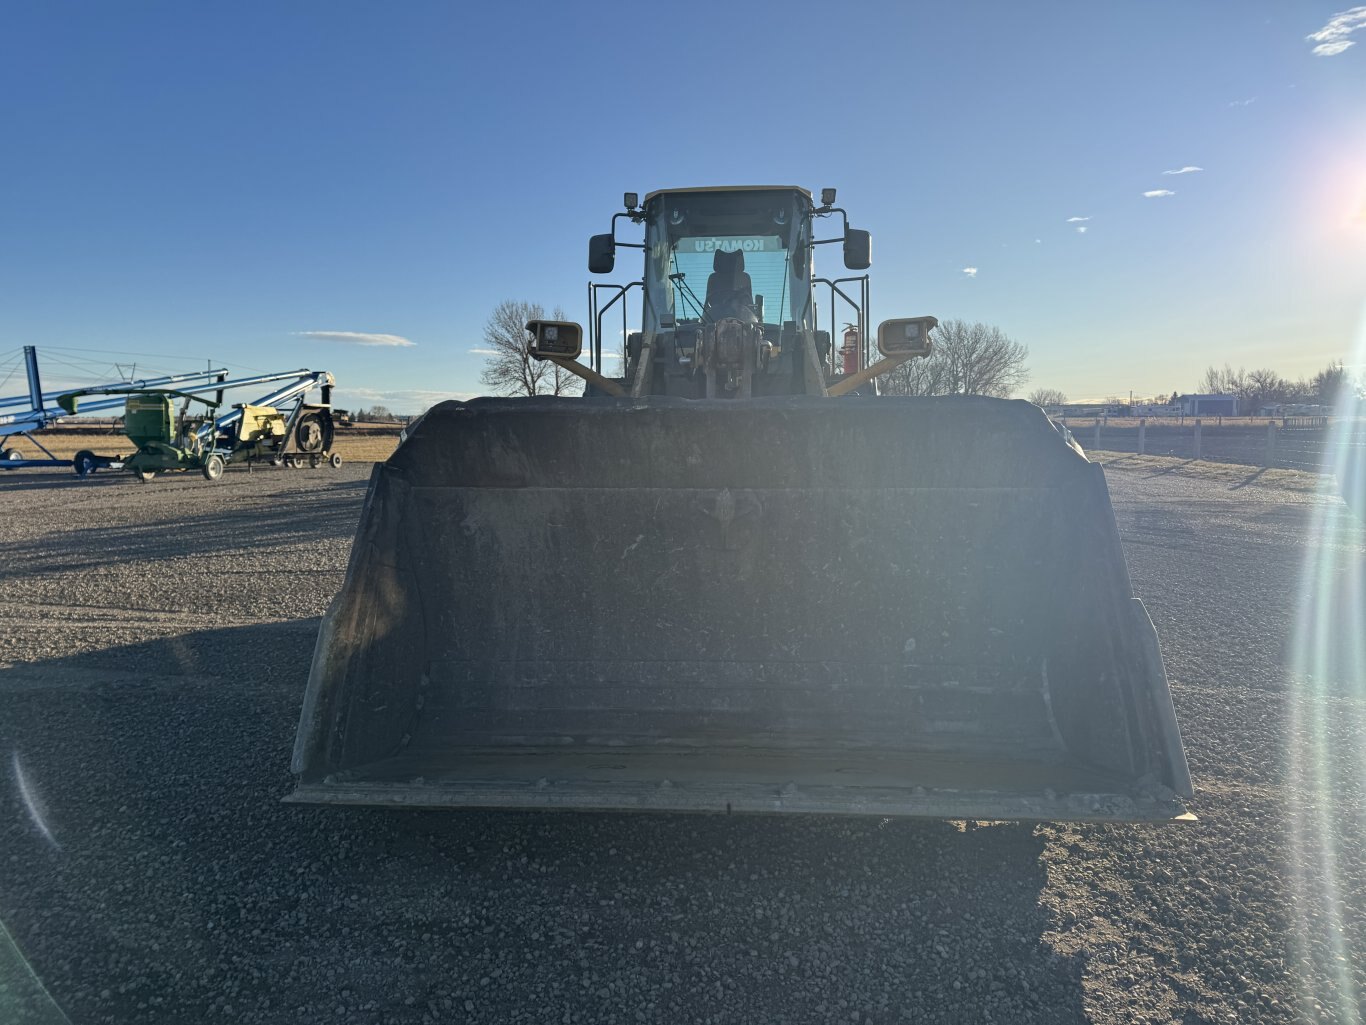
left=289, top=396, right=1193, bottom=822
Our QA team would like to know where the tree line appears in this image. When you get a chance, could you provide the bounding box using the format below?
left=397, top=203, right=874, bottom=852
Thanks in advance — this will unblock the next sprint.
left=1028, top=361, right=1357, bottom=412
left=1194, top=361, right=1354, bottom=411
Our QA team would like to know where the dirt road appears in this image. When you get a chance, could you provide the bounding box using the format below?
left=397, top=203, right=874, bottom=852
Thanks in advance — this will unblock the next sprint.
left=0, top=460, right=1362, bottom=1024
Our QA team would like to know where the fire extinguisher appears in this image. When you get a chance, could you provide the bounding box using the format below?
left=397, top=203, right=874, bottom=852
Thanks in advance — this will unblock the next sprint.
left=841, top=324, right=859, bottom=375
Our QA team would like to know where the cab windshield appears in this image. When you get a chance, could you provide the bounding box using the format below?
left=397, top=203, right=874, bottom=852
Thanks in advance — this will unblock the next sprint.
left=643, top=190, right=811, bottom=329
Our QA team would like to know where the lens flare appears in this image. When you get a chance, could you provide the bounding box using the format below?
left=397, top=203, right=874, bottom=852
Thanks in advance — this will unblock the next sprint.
left=10, top=752, right=59, bottom=850
left=0, top=917, right=71, bottom=1024
left=1286, top=302, right=1365, bottom=1023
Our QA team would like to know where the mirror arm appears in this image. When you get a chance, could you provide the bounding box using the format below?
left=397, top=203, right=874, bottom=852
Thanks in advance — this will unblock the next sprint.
left=543, top=356, right=627, bottom=398
left=809, top=207, right=850, bottom=246
left=826, top=352, right=918, bottom=398
left=609, top=212, right=646, bottom=248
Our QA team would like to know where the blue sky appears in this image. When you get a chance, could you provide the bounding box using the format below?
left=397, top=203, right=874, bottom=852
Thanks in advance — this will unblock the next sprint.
left=1, top=1, right=1363, bottom=410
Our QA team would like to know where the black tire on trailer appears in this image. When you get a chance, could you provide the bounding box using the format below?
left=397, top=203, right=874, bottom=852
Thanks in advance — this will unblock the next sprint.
left=0, top=448, right=21, bottom=470
left=309, top=453, right=321, bottom=469
left=73, top=450, right=98, bottom=477
left=329, top=452, right=343, bottom=469
left=135, top=470, right=157, bottom=483
left=294, top=410, right=334, bottom=454
left=202, top=453, right=226, bottom=481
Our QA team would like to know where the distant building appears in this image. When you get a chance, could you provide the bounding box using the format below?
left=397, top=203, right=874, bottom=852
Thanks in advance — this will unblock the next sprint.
left=1133, top=402, right=1182, bottom=417
left=1175, top=394, right=1238, bottom=416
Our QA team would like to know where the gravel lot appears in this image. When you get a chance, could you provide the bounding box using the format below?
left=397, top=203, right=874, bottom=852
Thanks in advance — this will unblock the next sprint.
left=1, top=458, right=1363, bottom=1024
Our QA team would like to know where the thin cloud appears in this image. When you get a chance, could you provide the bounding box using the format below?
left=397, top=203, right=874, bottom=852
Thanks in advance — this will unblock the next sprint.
left=1162, top=166, right=1204, bottom=175
left=343, top=387, right=478, bottom=407
left=1228, top=97, right=1256, bottom=107
left=1143, top=189, right=1176, bottom=198
left=296, top=330, right=415, bottom=347
left=962, top=266, right=978, bottom=278
left=1076, top=226, right=1088, bottom=234
left=1307, top=6, right=1366, bottom=55
left=468, top=347, right=499, bottom=355
left=1066, top=216, right=1091, bottom=223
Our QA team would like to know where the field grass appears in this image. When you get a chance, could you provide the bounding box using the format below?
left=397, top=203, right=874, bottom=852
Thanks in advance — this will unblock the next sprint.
left=1, top=427, right=403, bottom=464
left=1063, top=416, right=1284, bottom=428
left=1088, top=449, right=1328, bottom=494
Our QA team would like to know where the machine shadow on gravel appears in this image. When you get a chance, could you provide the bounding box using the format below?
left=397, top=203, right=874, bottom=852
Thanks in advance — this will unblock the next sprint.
left=1, top=620, right=1089, bottom=1024
left=0, top=465, right=371, bottom=495
left=0, top=477, right=369, bottom=571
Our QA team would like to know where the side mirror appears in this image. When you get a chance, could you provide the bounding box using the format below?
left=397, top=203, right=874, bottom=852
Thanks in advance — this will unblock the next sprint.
left=843, top=228, right=871, bottom=270
left=877, top=316, right=937, bottom=357
left=588, top=234, right=616, bottom=274
left=526, top=320, right=584, bottom=361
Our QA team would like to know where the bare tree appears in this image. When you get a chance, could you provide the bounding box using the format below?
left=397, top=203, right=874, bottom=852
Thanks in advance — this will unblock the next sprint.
left=1246, top=367, right=1293, bottom=411
left=1311, top=361, right=1351, bottom=405
left=1200, top=364, right=1248, bottom=397
left=1200, top=363, right=1300, bottom=413
left=1028, top=387, right=1068, bottom=408
left=882, top=319, right=1030, bottom=398
left=478, top=299, right=583, bottom=397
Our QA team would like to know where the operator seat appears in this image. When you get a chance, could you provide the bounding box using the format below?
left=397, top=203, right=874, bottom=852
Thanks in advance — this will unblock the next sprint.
left=705, top=248, right=753, bottom=318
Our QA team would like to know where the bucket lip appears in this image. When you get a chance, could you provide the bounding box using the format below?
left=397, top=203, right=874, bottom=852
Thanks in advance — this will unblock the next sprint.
left=426, top=394, right=1047, bottom=415
left=285, top=778, right=1193, bottom=823
left=386, top=392, right=1089, bottom=487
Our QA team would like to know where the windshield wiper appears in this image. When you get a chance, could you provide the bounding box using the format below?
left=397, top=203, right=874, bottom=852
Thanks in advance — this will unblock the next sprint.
left=668, top=248, right=708, bottom=321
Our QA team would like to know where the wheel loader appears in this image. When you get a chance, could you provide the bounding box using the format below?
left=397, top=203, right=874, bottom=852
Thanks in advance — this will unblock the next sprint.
left=290, top=186, right=1193, bottom=821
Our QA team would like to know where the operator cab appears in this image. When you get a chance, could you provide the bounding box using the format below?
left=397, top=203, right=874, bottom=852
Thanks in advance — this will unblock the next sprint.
left=548, top=185, right=928, bottom=400
left=638, top=186, right=818, bottom=397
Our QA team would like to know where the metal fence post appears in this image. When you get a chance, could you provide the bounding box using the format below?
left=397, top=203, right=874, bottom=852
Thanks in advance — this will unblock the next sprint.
left=1093, top=420, right=1102, bottom=451
left=1194, top=419, right=1202, bottom=459
left=1265, top=420, right=1277, bottom=468
left=1138, top=418, right=1146, bottom=456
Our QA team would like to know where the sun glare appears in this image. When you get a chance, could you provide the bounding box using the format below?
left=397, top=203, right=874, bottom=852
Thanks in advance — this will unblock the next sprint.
left=1286, top=300, right=1366, bottom=1022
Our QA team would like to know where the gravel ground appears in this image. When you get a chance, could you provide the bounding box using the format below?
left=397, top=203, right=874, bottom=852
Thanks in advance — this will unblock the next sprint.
left=0, top=459, right=1363, bottom=1024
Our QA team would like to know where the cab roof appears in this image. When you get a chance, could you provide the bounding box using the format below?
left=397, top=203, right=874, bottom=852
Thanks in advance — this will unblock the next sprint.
left=643, top=186, right=813, bottom=204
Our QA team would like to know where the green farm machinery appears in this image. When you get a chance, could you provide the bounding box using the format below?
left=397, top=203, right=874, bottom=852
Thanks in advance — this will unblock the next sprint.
left=59, top=369, right=340, bottom=481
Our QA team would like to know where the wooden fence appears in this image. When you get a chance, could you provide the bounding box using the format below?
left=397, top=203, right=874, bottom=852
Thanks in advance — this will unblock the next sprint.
left=1080, top=417, right=1366, bottom=473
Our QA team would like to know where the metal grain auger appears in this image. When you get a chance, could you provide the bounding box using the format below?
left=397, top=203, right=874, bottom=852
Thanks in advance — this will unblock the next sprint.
left=290, top=186, right=1193, bottom=822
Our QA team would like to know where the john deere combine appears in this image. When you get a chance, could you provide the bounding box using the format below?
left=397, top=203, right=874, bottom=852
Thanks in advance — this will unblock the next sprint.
left=290, top=186, right=1193, bottom=822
